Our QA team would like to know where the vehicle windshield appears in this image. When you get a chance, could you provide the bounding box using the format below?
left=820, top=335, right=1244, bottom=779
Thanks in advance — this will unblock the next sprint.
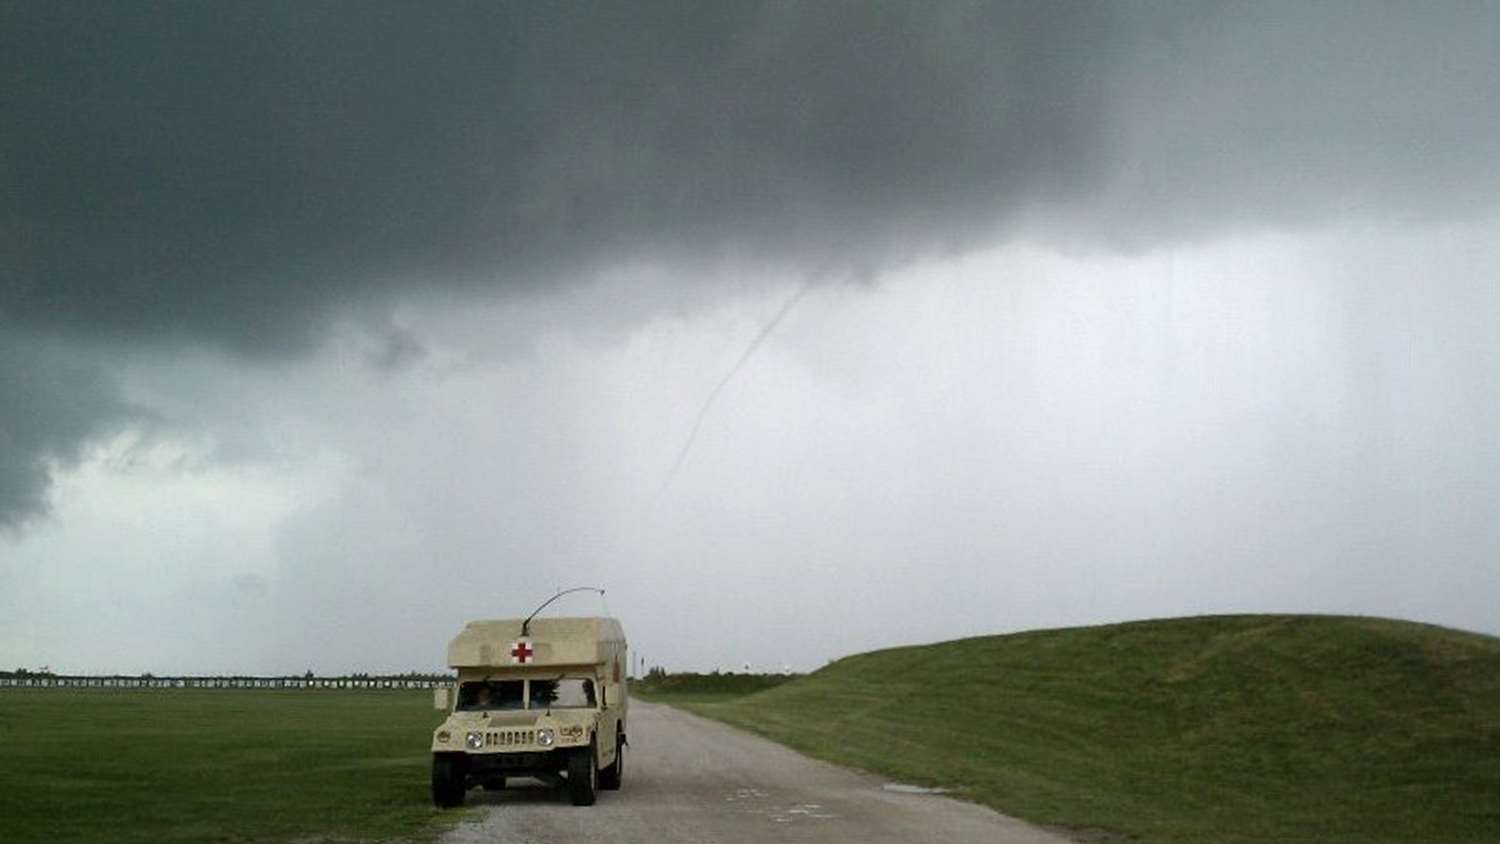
left=456, top=680, right=525, bottom=711
left=454, top=678, right=596, bottom=710
left=529, top=677, right=597, bottom=709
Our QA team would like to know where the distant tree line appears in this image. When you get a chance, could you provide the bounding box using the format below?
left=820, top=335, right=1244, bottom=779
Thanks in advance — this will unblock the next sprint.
left=633, top=669, right=799, bottom=697
left=1, top=668, right=456, bottom=690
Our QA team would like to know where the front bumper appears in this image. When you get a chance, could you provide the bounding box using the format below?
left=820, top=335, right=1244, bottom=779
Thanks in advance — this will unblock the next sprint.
left=433, top=723, right=590, bottom=754
left=466, top=748, right=570, bottom=776
left=433, top=747, right=578, bottom=784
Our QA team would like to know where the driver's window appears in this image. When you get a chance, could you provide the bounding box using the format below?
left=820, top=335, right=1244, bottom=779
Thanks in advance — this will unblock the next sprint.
left=456, top=680, right=524, bottom=711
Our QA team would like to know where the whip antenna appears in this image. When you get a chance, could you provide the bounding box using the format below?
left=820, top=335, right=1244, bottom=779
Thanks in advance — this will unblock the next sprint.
left=521, top=587, right=606, bottom=636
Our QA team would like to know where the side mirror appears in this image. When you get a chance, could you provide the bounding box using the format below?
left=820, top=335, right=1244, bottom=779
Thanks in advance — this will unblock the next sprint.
left=433, top=687, right=450, bottom=711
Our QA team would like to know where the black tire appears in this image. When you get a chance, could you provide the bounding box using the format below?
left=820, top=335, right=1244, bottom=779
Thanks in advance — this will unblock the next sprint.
left=432, top=753, right=467, bottom=808
left=599, top=728, right=624, bottom=790
left=481, top=776, right=506, bottom=791
left=568, top=742, right=598, bottom=806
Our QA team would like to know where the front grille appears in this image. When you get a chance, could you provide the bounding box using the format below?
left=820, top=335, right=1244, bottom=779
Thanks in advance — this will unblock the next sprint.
left=484, top=729, right=535, bottom=747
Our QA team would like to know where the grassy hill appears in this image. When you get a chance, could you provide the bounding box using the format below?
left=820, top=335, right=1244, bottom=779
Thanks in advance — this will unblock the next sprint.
left=647, top=615, right=1500, bottom=843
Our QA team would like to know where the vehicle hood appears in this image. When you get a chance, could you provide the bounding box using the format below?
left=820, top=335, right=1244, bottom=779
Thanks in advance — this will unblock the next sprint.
left=448, top=710, right=540, bottom=727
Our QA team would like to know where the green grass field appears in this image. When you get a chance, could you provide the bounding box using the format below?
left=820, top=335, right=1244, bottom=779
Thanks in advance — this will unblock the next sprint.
left=647, top=615, right=1500, bottom=843
left=0, top=689, right=457, bottom=843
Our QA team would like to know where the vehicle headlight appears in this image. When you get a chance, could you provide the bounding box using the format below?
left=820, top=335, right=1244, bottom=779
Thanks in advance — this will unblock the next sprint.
left=437, top=730, right=451, bottom=744
left=537, top=728, right=555, bottom=747
left=465, top=731, right=483, bottom=750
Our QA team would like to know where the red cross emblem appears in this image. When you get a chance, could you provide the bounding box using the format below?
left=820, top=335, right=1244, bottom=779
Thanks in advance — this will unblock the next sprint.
left=510, top=641, right=534, bottom=664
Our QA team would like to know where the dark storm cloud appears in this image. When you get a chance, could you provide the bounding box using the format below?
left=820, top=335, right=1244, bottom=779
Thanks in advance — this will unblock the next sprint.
left=0, top=328, right=134, bottom=528
left=1, top=1, right=1126, bottom=354
left=2, top=1, right=1499, bottom=526
left=6, top=1, right=1498, bottom=347
left=1091, top=2, right=1500, bottom=244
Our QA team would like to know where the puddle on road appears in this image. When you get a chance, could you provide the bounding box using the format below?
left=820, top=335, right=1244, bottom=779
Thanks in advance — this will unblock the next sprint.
left=723, top=788, right=838, bottom=823
left=883, top=783, right=950, bottom=795
left=775, top=803, right=837, bottom=822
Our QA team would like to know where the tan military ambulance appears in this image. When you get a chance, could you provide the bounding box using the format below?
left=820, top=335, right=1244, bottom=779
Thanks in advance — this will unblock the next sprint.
left=431, top=616, right=628, bottom=807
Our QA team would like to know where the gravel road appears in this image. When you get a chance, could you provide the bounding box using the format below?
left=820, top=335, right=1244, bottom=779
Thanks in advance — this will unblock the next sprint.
left=440, top=700, right=1071, bottom=844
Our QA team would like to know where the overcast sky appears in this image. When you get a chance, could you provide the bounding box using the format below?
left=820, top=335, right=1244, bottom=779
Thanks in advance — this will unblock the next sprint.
left=3, top=2, right=1498, bottom=675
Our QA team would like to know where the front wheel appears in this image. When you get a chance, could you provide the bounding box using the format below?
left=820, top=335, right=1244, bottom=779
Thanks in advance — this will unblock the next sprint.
left=599, top=728, right=624, bottom=790
left=568, top=743, right=598, bottom=806
left=432, top=753, right=467, bottom=808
